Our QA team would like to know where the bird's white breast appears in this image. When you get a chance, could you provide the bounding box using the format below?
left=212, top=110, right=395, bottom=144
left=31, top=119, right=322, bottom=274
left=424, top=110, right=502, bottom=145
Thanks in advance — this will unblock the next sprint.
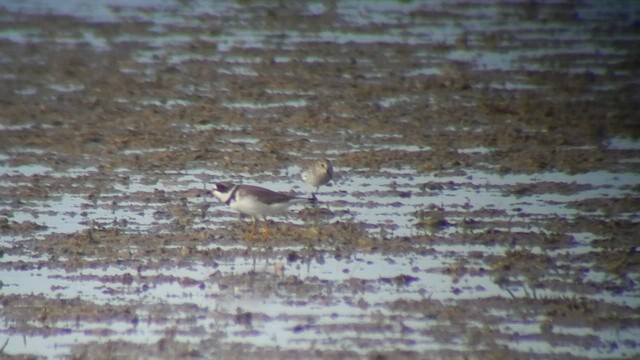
left=230, top=195, right=293, bottom=220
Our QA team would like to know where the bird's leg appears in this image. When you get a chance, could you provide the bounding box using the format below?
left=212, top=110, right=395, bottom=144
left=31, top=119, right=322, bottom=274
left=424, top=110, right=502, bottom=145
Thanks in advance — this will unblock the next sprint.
left=261, top=218, right=270, bottom=241
left=247, top=217, right=258, bottom=241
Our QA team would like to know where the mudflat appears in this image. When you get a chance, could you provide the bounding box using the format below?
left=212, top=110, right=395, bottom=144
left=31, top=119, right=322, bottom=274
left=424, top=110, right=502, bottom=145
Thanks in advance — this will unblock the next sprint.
left=1, top=1, right=639, bottom=359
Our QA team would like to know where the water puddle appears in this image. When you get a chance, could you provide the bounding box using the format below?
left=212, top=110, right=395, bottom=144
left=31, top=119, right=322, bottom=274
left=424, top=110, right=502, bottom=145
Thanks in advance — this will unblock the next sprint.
left=223, top=100, right=309, bottom=109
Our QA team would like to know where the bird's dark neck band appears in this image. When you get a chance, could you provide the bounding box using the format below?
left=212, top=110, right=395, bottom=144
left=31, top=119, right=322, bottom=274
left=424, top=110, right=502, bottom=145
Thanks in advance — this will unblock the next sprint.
left=225, top=186, right=238, bottom=205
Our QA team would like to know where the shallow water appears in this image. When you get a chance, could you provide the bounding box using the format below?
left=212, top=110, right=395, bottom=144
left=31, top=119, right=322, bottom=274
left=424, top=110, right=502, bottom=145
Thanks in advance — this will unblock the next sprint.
left=1, top=0, right=639, bottom=358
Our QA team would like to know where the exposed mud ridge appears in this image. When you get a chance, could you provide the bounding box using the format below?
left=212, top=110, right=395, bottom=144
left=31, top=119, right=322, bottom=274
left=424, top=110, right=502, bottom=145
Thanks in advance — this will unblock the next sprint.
left=1, top=1, right=639, bottom=359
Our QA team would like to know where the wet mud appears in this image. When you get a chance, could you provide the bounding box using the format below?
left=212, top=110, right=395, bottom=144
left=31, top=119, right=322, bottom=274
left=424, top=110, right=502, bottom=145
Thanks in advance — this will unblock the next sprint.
left=1, top=1, right=639, bottom=359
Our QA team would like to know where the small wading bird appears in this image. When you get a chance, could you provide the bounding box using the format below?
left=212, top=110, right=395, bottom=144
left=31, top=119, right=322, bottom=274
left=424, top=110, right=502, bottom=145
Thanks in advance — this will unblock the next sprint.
left=210, top=182, right=316, bottom=240
left=301, top=158, right=333, bottom=194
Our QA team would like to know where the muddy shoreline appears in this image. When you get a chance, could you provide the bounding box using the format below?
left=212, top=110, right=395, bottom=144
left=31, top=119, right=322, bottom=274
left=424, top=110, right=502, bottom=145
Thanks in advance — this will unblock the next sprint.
left=1, top=1, right=640, bottom=359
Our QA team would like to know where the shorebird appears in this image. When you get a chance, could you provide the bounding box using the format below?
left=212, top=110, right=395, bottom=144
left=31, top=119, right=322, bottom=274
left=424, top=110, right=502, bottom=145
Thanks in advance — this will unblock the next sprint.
left=301, top=159, right=333, bottom=194
left=210, top=182, right=316, bottom=240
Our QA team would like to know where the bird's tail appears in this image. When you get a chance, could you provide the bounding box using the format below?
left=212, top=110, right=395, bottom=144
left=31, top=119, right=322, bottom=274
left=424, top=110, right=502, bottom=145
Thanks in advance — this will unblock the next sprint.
left=290, top=194, right=317, bottom=205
